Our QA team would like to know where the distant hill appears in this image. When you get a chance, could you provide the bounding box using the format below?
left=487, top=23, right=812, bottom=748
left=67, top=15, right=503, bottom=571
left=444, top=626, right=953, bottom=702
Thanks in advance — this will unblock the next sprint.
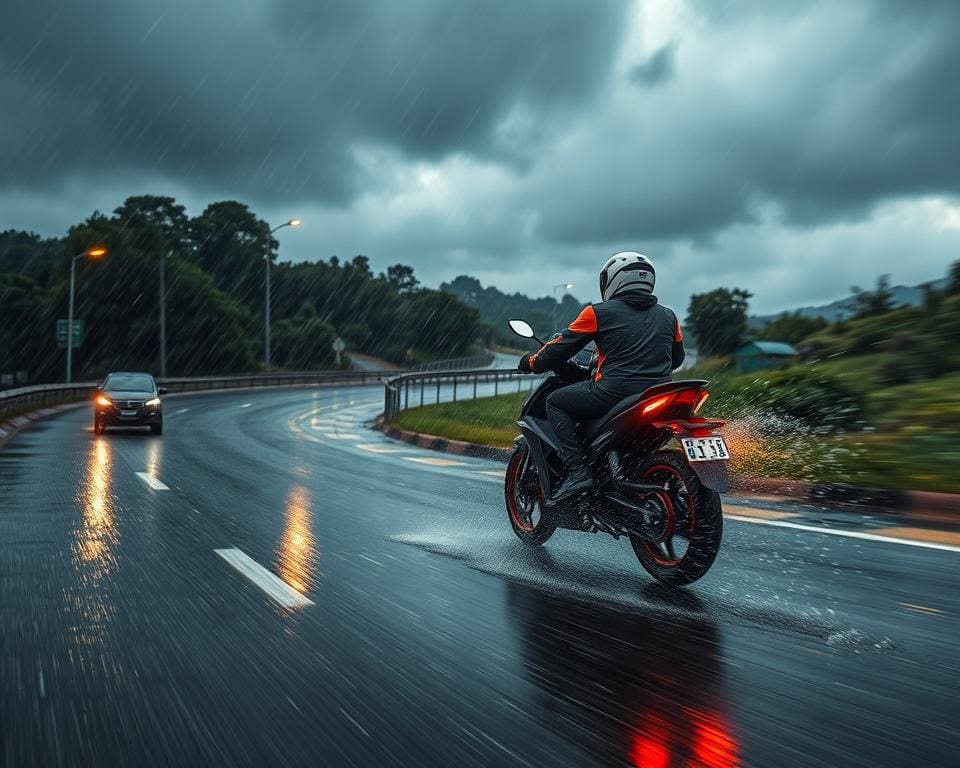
left=748, top=277, right=948, bottom=328
left=441, top=275, right=583, bottom=343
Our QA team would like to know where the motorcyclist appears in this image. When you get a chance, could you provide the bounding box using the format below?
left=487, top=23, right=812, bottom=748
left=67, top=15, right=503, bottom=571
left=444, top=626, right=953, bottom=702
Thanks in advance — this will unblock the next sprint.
left=518, top=252, right=685, bottom=503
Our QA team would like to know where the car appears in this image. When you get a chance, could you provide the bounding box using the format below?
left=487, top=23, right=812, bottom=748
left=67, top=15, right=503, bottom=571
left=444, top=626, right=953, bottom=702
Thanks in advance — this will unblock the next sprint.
left=93, top=372, right=166, bottom=435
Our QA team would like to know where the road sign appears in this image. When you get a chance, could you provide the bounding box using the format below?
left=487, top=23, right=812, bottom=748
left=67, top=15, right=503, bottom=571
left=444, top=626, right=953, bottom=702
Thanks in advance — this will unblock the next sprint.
left=56, top=319, right=84, bottom=348
left=332, top=336, right=346, bottom=366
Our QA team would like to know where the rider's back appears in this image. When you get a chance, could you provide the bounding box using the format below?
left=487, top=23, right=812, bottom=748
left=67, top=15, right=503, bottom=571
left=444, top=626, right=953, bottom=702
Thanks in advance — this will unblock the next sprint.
left=590, top=292, right=682, bottom=388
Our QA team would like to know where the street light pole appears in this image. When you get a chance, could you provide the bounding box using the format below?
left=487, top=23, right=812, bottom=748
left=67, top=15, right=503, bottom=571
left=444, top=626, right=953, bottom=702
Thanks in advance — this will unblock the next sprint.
left=67, top=256, right=77, bottom=384
left=264, top=219, right=301, bottom=373
left=552, top=282, right=574, bottom=332
left=66, top=246, right=107, bottom=383
left=159, top=249, right=167, bottom=379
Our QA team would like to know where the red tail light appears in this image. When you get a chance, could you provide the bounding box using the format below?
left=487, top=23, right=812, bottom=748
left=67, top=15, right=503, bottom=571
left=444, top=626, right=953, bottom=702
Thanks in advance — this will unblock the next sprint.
left=639, top=389, right=708, bottom=419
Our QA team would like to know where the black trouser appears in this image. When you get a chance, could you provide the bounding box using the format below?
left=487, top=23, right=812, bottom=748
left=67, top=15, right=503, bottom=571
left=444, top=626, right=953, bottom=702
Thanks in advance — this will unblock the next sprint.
left=545, top=380, right=629, bottom=473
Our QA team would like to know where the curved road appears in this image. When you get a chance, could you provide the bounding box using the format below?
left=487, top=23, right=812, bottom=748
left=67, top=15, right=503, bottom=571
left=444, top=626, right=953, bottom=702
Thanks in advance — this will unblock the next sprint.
left=2, top=384, right=959, bottom=767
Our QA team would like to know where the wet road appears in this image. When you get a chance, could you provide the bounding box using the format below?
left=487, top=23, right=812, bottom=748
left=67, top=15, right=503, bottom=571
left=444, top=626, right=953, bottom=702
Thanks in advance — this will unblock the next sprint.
left=2, top=385, right=958, bottom=767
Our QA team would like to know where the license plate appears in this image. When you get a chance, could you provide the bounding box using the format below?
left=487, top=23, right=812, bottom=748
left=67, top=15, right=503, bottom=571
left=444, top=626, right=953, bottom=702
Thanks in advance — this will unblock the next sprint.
left=681, top=436, right=729, bottom=462
left=120, top=410, right=137, bottom=417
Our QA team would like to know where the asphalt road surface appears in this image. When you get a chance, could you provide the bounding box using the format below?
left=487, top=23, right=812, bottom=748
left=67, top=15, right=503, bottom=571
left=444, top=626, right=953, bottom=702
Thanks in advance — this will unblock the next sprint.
left=2, top=384, right=959, bottom=767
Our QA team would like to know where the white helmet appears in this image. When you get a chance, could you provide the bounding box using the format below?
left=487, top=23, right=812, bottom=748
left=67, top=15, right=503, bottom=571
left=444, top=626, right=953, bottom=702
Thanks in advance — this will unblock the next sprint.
left=599, top=252, right=655, bottom=301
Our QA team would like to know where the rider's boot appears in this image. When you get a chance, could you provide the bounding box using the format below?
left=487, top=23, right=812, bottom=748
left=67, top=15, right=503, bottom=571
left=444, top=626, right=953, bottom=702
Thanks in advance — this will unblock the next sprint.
left=549, top=464, right=594, bottom=505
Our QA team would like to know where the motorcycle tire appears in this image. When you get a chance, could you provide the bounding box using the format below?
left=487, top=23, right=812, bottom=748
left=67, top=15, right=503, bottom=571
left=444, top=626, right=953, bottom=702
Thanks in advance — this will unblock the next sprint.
left=505, top=447, right=556, bottom=545
left=629, top=450, right=723, bottom=586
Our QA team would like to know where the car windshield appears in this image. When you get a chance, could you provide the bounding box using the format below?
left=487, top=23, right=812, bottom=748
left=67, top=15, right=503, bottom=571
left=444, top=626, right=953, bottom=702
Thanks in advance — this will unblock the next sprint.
left=104, top=374, right=155, bottom=392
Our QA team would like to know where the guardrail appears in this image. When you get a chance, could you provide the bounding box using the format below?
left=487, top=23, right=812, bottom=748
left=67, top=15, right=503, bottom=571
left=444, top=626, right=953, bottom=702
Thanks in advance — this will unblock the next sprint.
left=0, top=370, right=396, bottom=424
left=410, top=352, right=494, bottom=372
left=383, top=368, right=540, bottom=422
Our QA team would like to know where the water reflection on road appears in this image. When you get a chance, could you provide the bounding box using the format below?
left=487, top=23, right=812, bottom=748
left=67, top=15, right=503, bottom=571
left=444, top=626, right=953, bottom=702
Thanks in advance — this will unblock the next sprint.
left=508, top=579, right=739, bottom=767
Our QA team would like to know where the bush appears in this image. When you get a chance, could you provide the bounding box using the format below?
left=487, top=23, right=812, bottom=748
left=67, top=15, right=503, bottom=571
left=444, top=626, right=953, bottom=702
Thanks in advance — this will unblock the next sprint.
left=705, top=366, right=865, bottom=429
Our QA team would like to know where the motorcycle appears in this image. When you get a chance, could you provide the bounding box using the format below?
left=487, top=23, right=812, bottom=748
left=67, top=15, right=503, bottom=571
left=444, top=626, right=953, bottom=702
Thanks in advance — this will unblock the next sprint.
left=504, top=318, right=730, bottom=585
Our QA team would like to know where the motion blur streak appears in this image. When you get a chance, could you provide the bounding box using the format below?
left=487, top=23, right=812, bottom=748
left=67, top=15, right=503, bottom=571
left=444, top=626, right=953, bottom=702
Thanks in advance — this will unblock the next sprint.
left=275, top=485, right=316, bottom=595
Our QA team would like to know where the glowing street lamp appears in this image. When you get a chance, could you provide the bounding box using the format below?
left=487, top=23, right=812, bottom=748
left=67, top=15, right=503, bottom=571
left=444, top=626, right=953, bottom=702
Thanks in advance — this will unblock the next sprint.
left=264, top=219, right=301, bottom=372
left=66, top=245, right=108, bottom=383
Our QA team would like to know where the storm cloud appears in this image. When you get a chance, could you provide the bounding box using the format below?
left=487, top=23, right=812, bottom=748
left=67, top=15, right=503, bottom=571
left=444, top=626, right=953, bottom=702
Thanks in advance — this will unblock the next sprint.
left=1, top=0, right=958, bottom=314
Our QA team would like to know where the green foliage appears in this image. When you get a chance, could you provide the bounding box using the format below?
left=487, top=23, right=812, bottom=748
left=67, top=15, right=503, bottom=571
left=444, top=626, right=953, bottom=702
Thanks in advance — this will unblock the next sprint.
left=0, top=230, right=63, bottom=287
left=704, top=366, right=865, bottom=429
left=271, top=305, right=338, bottom=370
left=948, top=259, right=960, bottom=294
left=0, top=195, right=480, bottom=382
left=0, top=273, right=48, bottom=377
left=848, top=273, right=896, bottom=318
left=391, top=391, right=527, bottom=446
left=685, top=287, right=751, bottom=355
left=755, top=311, right=828, bottom=345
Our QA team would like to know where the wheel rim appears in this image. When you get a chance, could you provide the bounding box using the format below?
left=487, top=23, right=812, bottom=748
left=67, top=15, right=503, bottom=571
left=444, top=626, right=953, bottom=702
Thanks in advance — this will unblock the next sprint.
left=640, top=463, right=695, bottom=567
left=507, top=453, right=544, bottom=534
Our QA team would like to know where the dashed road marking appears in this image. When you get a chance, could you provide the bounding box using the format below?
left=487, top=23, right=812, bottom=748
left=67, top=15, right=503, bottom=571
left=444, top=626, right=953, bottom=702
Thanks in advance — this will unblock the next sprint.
left=320, top=433, right=361, bottom=441
left=899, top=602, right=944, bottom=616
left=171, top=407, right=190, bottom=415
left=403, top=456, right=467, bottom=467
left=215, top=548, right=313, bottom=608
left=136, top=472, right=170, bottom=491
left=239, top=403, right=252, bottom=408
left=477, top=469, right=506, bottom=478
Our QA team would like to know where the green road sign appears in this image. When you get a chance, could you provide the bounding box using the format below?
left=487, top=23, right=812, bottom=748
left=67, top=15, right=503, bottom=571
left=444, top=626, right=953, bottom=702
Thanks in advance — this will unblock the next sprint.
left=56, top=319, right=85, bottom=348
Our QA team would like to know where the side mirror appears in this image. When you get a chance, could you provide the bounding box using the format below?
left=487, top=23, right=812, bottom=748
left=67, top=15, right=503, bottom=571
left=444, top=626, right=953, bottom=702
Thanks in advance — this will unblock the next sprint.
left=157, top=387, right=168, bottom=396
left=508, top=319, right=536, bottom=339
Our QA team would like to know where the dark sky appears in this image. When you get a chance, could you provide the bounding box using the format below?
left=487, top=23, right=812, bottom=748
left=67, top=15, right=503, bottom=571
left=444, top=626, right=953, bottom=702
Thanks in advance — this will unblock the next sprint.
left=2, top=0, right=958, bottom=313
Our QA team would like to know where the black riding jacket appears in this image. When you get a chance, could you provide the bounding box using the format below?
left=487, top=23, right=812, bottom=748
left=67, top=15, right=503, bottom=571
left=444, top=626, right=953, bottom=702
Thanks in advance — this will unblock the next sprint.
left=529, top=290, right=684, bottom=390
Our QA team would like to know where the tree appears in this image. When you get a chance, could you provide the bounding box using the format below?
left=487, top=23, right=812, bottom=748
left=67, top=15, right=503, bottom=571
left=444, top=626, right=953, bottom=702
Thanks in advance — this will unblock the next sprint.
left=0, top=273, right=48, bottom=381
left=385, top=264, right=419, bottom=293
left=849, top=274, right=895, bottom=318
left=948, top=259, right=960, bottom=295
left=755, top=312, right=828, bottom=345
left=685, top=288, right=752, bottom=356
left=187, top=201, right=271, bottom=305
left=270, top=304, right=338, bottom=370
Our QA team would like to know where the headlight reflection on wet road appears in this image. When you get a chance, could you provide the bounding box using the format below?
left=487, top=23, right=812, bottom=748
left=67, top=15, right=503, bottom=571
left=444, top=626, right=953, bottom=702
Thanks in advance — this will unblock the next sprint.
left=74, top=437, right=117, bottom=574
left=275, top=485, right=317, bottom=596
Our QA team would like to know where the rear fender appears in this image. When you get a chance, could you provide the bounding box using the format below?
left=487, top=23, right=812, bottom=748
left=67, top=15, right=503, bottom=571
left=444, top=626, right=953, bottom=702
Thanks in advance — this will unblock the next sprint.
left=654, top=418, right=731, bottom=493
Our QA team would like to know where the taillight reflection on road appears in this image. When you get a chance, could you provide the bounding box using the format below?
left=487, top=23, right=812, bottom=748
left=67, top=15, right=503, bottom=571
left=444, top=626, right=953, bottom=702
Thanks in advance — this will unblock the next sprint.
left=631, top=709, right=739, bottom=768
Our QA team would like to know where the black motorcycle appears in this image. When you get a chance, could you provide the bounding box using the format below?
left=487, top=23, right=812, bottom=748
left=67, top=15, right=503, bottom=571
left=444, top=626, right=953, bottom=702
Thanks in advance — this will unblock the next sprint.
left=504, top=319, right=730, bottom=585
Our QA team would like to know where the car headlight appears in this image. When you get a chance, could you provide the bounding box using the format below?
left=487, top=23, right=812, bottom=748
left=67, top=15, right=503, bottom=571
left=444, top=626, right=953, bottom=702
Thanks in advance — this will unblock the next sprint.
left=145, top=397, right=161, bottom=408
left=96, top=395, right=112, bottom=407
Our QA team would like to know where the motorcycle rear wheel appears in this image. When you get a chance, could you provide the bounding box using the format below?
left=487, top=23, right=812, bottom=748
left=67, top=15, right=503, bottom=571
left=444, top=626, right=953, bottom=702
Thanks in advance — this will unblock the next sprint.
left=629, top=450, right=722, bottom=586
left=505, top=448, right=556, bottom=545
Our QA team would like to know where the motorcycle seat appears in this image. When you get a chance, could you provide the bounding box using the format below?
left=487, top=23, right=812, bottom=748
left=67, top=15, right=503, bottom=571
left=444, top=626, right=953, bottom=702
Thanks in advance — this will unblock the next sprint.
left=581, top=380, right=708, bottom=439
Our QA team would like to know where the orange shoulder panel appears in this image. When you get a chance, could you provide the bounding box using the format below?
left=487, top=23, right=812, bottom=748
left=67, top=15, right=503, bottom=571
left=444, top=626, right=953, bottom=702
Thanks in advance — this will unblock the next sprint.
left=569, top=305, right=598, bottom=335
left=674, top=318, right=683, bottom=342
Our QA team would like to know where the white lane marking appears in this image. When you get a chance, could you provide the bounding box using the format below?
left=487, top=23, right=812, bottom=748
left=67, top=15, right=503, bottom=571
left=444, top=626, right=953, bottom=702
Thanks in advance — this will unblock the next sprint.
left=322, top=433, right=361, bottom=440
left=726, top=515, right=960, bottom=554
left=215, top=548, right=314, bottom=608
left=172, top=407, right=189, bottom=415
left=477, top=469, right=506, bottom=478
left=136, top=472, right=170, bottom=491
left=239, top=403, right=252, bottom=408
left=403, top=456, right=467, bottom=467
left=357, top=443, right=406, bottom=454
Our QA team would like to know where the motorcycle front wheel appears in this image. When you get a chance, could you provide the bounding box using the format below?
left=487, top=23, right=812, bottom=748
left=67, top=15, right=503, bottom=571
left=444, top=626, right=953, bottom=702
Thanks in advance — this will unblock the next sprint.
left=504, top=448, right=556, bottom=545
left=629, top=450, right=723, bottom=585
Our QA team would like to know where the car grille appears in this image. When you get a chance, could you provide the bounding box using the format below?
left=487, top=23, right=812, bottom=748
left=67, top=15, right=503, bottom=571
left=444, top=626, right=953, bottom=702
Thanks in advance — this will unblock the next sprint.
left=114, top=400, right=145, bottom=410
